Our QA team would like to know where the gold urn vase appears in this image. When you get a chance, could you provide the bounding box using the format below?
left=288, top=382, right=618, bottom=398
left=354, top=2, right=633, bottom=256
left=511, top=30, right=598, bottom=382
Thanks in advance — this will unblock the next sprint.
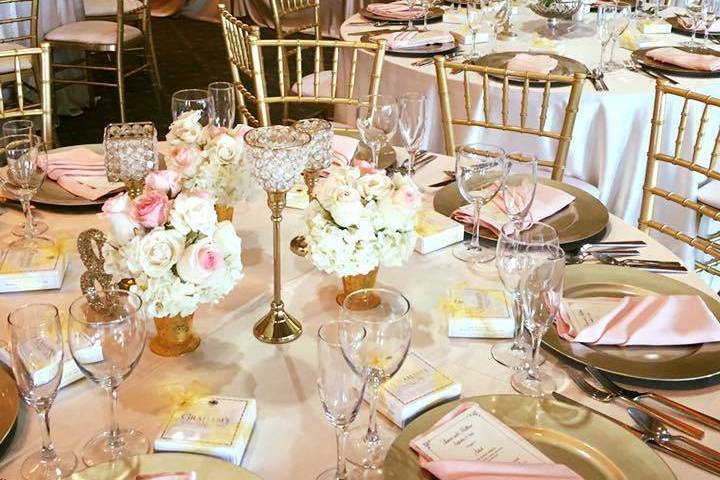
left=336, top=266, right=380, bottom=307
left=150, top=313, right=201, bottom=357
left=215, top=204, right=234, bottom=222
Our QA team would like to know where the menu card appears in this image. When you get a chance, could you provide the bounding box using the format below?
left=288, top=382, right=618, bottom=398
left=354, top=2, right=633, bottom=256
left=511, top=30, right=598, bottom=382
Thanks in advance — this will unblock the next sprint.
left=0, top=246, right=68, bottom=293
left=443, top=288, right=514, bottom=338
left=560, top=298, right=624, bottom=335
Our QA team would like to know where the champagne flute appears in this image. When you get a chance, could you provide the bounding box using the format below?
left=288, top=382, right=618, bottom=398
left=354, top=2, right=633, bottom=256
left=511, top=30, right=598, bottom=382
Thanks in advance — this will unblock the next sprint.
left=452, top=143, right=507, bottom=264
left=503, top=153, right=538, bottom=229
left=511, top=244, right=565, bottom=396
left=356, top=95, right=399, bottom=168
left=702, top=0, right=719, bottom=48
left=342, top=288, right=412, bottom=470
left=171, top=89, right=209, bottom=123
left=316, top=321, right=367, bottom=480
left=466, top=0, right=485, bottom=59
left=492, top=222, right=559, bottom=369
left=8, top=304, right=77, bottom=480
left=398, top=92, right=426, bottom=179
left=606, top=4, right=631, bottom=71
left=596, top=5, right=616, bottom=73
left=208, top=81, right=236, bottom=128
left=2, top=119, right=34, bottom=136
left=683, top=0, right=707, bottom=49
left=68, top=288, right=149, bottom=466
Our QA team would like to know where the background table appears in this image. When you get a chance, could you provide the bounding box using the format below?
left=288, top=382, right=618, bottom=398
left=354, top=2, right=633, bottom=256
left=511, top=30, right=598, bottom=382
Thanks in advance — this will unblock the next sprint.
left=0, top=145, right=719, bottom=479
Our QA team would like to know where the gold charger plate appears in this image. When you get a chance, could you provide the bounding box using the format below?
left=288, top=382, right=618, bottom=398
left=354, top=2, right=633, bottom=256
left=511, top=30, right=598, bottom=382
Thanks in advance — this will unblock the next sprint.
left=631, top=46, right=720, bottom=78
left=433, top=178, right=609, bottom=248
left=70, top=453, right=262, bottom=479
left=0, top=365, right=19, bottom=453
left=667, top=16, right=720, bottom=38
left=474, top=52, right=589, bottom=87
left=543, top=265, right=720, bottom=383
left=385, top=394, right=675, bottom=480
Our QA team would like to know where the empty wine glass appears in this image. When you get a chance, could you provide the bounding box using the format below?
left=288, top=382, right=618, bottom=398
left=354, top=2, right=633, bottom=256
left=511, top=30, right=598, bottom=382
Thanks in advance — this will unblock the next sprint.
left=171, top=89, right=209, bottom=123
left=482, top=0, right=507, bottom=52
left=405, top=0, right=421, bottom=30
left=511, top=244, right=565, bottom=396
left=341, top=288, right=412, bottom=470
left=421, top=0, right=440, bottom=30
left=702, top=0, right=719, bottom=48
left=452, top=143, right=507, bottom=264
left=597, top=5, right=616, bottom=73
left=606, top=4, right=631, bottom=71
left=2, top=119, right=34, bottom=136
left=316, top=321, right=367, bottom=480
left=466, top=0, right=485, bottom=58
left=683, top=0, right=708, bottom=48
left=492, top=222, right=559, bottom=369
left=503, top=153, right=538, bottom=229
left=208, top=81, right=236, bottom=128
left=356, top=95, right=399, bottom=168
left=398, top=92, right=426, bottom=178
left=8, top=304, right=77, bottom=480
left=68, top=288, right=148, bottom=466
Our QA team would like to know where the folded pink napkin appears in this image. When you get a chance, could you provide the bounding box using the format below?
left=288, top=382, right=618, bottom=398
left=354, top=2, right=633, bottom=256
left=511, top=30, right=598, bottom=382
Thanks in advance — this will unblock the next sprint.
left=678, top=16, right=720, bottom=33
left=372, top=30, right=454, bottom=49
left=46, top=147, right=124, bottom=201
left=332, top=135, right=359, bottom=166
left=410, top=403, right=582, bottom=480
left=646, top=47, right=720, bottom=71
left=556, top=295, right=720, bottom=346
left=366, top=1, right=426, bottom=19
left=506, top=54, right=559, bottom=74
left=135, top=474, right=196, bottom=480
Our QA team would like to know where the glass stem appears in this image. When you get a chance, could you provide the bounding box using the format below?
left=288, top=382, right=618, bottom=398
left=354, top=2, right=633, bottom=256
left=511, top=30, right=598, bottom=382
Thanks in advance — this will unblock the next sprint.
left=371, top=145, right=380, bottom=169
left=470, top=200, right=482, bottom=250
left=408, top=149, right=416, bottom=174
left=527, top=330, right=544, bottom=381
left=692, top=27, right=697, bottom=45
left=424, top=11, right=429, bottom=30
left=21, top=198, right=33, bottom=240
left=335, top=425, right=348, bottom=479
left=609, top=37, right=617, bottom=65
left=364, top=381, right=381, bottom=444
left=38, top=408, right=57, bottom=462
left=510, top=294, right=525, bottom=350
left=599, top=42, right=607, bottom=72
left=107, top=385, right=123, bottom=450
left=472, top=30, right=478, bottom=57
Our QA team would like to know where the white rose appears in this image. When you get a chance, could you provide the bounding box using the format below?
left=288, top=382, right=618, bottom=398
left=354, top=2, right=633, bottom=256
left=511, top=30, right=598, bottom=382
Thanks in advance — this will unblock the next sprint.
left=325, top=185, right=364, bottom=228
left=167, top=110, right=204, bottom=146
left=101, top=193, right=140, bottom=244
left=139, top=228, right=185, bottom=278
left=176, top=237, right=225, bottom=285
left=356, top=172, right=393, bottom=201
left=213, top=221, right=242, bottom=254
left=169, top=191, right=218, bottom=236
left=207, top=133, right=244, bottom=165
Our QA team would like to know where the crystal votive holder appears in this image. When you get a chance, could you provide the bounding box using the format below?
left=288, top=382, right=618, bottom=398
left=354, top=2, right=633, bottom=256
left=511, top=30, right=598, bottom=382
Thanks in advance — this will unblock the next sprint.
left=244, top=126, right=311, bottom=193
left=104, top=122, right=159, bottom=198
left=293, top=118, right=333, bottom=198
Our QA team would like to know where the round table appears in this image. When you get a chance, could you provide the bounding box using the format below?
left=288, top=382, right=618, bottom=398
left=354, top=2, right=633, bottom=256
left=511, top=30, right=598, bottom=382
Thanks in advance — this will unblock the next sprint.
left=0, top=144, right=719, bottom=479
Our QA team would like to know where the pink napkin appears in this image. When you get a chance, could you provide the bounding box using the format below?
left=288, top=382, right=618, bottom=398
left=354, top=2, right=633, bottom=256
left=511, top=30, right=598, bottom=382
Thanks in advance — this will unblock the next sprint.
left=135, top=474, right=196, bottom=480
left=410, top=403, right=582, bottom=480
left=506, top=54, right=559, bottom=75
left=646, top=47, right=720, bottom=71
left=332, top=135, right=359, bottom=166
left=46, top=147, right=124, bottom=201
left=372, top=30, right=454, bottom=49
left=556, top=295, right=720, bottom=346
left=678, top=16, right=720, bottom=33
left=366, top=1, right=426, bottom=20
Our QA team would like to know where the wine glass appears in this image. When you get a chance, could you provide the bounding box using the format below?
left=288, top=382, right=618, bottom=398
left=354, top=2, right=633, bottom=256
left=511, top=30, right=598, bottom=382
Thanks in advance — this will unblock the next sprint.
left=511, top=244, right=565, bottom=396
left=316, top=321, right=367, bottom=480
left=492, top=222, right=559, bottom=369
left=208, top=81, right=236, bottom=128
left=452, top=143, right=507, bottom=264
left=356, top=95, right=399, bottom=168
left=8, top=304, right=77, bottom=480
left=606, top=4, right=631, bottom=71
left=171, top=89, right=209, bottom=123
left=341, top=288, right=412, bottom=470
left=683, top=0, right=708, bottom=48
left=503, top=153, right=538, bottom=229
left=466, top=0, right=486, bottom=59
left=482, top=0, right=507, bottom=52
left=702, top=0, right=719, bottom=48
left=0, top=134, right=53, bottom=250
left=596, top=5, right=616, bottom=73
left=405, top=0, right=420, bottom=31
left=2, top=119, right=34, bottom=136
left=398, top=92, right=426, bottom=179
left=68, top=288, right=149, bottom=466
left=421, top=0, right=440, bottom=30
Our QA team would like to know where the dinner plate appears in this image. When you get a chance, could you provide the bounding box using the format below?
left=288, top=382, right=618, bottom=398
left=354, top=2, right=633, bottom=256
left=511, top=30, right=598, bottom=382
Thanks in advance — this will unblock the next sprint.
left=70, top=453, right=262, bottom=479
left=361, top=34, right=457, bottom=57
left=433, top=178, right=609, bottom=249
left=0, top=364, right=19, bottom=456
left=384, top=394, right=675, bottom=480
left=667, top=15, right=720, bottom=38
left=474, top=52, right=589, bottom=87
left=631, top=46, right=720, bottom=77
left=543, top=265, right=720, bottom=383
left=359, top=6, right=444, bottom=23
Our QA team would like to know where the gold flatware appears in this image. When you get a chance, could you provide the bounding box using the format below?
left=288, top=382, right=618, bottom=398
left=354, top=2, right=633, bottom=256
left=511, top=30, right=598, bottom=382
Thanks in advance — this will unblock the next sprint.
left=591, top=252, right=687, bottom=273
left=428, top=178, right=456, bottom=188
left=565, top=248, right=640, bottom=265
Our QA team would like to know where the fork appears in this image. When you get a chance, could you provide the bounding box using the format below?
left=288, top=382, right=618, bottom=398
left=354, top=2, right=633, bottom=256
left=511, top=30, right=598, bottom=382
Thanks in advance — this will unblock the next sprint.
left=566, top=368, right=614, bottom=401
left=591, top=252, right=687, bottom=272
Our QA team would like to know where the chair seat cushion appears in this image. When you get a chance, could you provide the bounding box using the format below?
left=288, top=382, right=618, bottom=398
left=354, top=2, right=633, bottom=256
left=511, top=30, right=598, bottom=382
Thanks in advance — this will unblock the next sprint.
left=554, top=173, right=600, bottom=198
left=0, top=43, right=33, bottom=74
left=44, top=21, right=143, bottom=45
left=698, top=181, right=720, bottom=210
left=84, top=0, right=144, bottom=17
left=290, top=70, right=333, bottom=97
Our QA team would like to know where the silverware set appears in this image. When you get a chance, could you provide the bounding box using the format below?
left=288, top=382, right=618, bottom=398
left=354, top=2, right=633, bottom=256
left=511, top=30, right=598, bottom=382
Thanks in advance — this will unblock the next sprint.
left=564, top=240, right=645, bottom=264
left=387, top=150, right=438, bottom=175
left=412, top=52, right=464, bottom=67
left=624, top=59, right=679, bottom=85
left=589, top=68, right=609, bottom=91
left=347, top=20, right=390, bottom=27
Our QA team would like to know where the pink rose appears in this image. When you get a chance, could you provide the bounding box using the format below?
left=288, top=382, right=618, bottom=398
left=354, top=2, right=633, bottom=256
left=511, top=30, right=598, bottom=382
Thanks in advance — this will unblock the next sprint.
left=145, top=170, right=181, bottom=198
left=187, top=189, right=215, bottom=202
left=393, top=185, right=421, bottom=210
left=351, top=159, right=384, bottom=176
left=176, top=238, right=225, bottom=284
left=102, top=193, right=140, bottom=243
left=132, top=190, right=170, bottom=228
left=168, top=145, right=202, bottom=176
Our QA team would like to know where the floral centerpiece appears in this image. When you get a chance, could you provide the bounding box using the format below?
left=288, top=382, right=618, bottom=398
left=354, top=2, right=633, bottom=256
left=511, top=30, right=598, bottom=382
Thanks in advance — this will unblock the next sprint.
left=304, top=162, right=422, bottom=304
left=101, top=170, right=244, bottom=356
left=165, top=111, right=257, bottom=220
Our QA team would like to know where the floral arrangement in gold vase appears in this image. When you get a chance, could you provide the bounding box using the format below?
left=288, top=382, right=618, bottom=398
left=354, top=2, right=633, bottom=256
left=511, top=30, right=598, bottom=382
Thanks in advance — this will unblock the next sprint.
left=100, top=170, right=244, bottom=356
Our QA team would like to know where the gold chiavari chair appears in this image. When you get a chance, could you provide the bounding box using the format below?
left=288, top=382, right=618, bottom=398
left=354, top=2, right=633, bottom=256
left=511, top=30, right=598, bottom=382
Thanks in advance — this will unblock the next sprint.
left=0, top=43, right=53, bottom=147
left=638, top=80, right=720, bottom=276
left=434, top=56, right=587, bottom=187
left=269, top=0, right=321, bottom=40
left=0, top=0, right=41, bottom=95
left=43, top=0, right=162, bottom=122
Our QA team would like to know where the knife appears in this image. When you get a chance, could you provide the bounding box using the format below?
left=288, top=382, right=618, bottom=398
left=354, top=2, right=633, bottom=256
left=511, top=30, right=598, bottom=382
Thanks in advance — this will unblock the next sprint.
left=640, top=65, right=679, bottom=85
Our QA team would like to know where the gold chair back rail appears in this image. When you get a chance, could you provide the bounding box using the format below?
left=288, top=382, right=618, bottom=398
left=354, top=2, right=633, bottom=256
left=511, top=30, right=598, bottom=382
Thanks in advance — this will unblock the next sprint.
left=270, top=0, right=320, bottom=39
left=0, top=0, right=38, bottom=46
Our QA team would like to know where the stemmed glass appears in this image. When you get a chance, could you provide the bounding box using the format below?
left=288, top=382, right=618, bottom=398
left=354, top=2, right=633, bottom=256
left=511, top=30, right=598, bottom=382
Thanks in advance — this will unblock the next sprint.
left=597, top=5, right=616, bottom=73
left=683, top=0, right=708, bottom=48
left=8, top=304, right=77, bottom=480
left=341, top=288, right=412, bottom=470
left=502, top=153, right=538, bottom=229
left=466, top=0, right=486, bottom=59
left=452, top=143, right=507, bottom=264
left=68, top=288, right=149, bottom=466
left=3, top=119, right=34, bottom=136
left=405, top=0, right=421, bottom=31
left=511, top=244, right=565, bottom=396
left=606, top=4, right=631, bottom=71
left=492, top=222, right=559, bottom=369
left=316, top=321, right=367, bottom=480
left=208, top=81, right=236, bottom=128
left=421, top=0, right=440, bottom=30
left=398, top=92, right=426, bottom=179
left=702, top=0, right=719, bottom=48
left=356, top=95, right=399, bottom=169
left=0, top=134, right=53, bottom=250
left=482, top=0, right=507, bottom=53
left=171, top=89, right=209, bottom=123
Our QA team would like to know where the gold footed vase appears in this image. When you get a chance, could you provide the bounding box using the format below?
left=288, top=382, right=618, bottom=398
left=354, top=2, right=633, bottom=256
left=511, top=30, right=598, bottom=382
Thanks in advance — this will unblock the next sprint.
left=150, top=313, right=201, bottom=357
left=336, top=266, right=380, bottom=308
left=215, top=204, right=234, bottom=222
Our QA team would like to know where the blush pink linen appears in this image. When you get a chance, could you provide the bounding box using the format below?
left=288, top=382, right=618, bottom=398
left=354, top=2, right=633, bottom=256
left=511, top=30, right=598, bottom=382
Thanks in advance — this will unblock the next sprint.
left=46, top=147, right=125, bottom=200
left=646, top=47, right=720, bottom=71
left=409, top=402, right=581, bottom=480
left=366, top=1, right=426, bottom=19
left=372, top=30, right=455, bottom=49
left=556, top=295, right=720, bottom=346
left=506, top=54, right=559, bottom=75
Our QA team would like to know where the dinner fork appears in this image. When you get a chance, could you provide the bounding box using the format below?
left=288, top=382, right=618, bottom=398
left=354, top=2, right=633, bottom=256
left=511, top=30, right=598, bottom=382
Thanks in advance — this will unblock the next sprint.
left=566, top=368, right=614, bottom=401
left=591, top=252, right=687, bottom=272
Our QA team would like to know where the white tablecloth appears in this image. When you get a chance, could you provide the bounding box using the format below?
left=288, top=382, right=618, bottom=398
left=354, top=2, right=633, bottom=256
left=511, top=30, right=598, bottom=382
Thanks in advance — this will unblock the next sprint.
left=0, top=145, right=719, bottom=479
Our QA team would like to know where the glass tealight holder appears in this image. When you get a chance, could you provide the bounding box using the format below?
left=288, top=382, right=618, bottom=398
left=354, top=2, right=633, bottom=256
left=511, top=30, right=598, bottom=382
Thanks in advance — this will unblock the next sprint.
left=293, top=118, right=333, bottom=199
left=103, top=122, right=159, bottom=198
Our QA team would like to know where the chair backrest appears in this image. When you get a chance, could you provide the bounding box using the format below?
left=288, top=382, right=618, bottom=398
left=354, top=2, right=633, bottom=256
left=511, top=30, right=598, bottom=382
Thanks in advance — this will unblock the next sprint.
left=0, top=43, right=53, bottom=147
left=434, top=56, right=586, bottom=182
left=0, top=0, right=38, bottom=47
left=269, top=0, right=321, bottom=40
left=638, top=80, right=720, bottom=275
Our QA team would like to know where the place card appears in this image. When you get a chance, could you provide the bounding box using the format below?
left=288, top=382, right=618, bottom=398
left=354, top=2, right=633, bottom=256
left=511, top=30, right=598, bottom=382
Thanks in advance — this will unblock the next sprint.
left=415, top=209, right=465, bottom=254
left=0, top=246, right=67, bottom=293
left=154, top=396, right=257, bottom=466
left=620, top=31, right=665, bottom=50
left=450, top=26, right=490, bottom=45
left=560, top=297, right=624, bottom=335
left=286, top=183, right=310, bottom=210
left=375, top=352, right=461, bottom=427
left=638, top=19, right=672, bottom=34
left=443, top=287, right=514, bottom=338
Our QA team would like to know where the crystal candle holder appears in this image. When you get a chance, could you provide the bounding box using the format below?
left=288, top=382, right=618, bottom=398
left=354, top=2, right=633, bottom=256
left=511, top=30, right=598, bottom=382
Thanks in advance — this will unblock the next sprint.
left=104, top=122, right=159, bottom=198
left=293, top=118, right=333, bottom=199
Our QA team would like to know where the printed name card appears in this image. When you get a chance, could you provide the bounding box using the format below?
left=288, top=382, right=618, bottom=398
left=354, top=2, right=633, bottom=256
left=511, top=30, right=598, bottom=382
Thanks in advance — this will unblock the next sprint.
left=561, top=297, right=624, bottom=333
left=443, top=288, right=514, bottom=338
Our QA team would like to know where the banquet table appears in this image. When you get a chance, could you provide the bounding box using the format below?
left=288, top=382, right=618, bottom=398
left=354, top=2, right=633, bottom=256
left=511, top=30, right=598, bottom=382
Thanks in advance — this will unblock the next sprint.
left=1, top=143, right=720, bottom=479
left=337, top=7, right=720, bottom=265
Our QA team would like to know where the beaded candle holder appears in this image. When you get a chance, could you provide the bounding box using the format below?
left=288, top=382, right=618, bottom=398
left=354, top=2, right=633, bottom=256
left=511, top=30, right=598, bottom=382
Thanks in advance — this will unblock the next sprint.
left=103, top=122, right=158, bottom=198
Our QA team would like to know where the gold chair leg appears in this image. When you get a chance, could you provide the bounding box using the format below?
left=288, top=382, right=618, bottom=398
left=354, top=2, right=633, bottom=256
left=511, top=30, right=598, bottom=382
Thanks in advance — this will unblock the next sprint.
left=146, top=23, right=162, bottom=91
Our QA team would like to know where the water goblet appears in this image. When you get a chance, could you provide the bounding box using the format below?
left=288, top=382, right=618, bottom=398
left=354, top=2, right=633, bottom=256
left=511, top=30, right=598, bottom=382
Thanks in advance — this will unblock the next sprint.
left=171, top=89, right=209, bottom=123
left=606, top=4, right=631, bottom=71
left=356, top=95, right=399, bottom=168
left=68, top=288, right=149, bottom=466
left=398, top=92, right=426, bottom=179
left=452, top=143, right=507, bottom=264
left=341, top=288, right=412, bottom=470
left=316, top=321, right=367, bottom=480
left=208, top=81, right=236, bottom=128
left=8, top=304, right=77, bottom=480
left=597, top=5, right=616, bottom=73
left=2, top=119, right=34, bottom=136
